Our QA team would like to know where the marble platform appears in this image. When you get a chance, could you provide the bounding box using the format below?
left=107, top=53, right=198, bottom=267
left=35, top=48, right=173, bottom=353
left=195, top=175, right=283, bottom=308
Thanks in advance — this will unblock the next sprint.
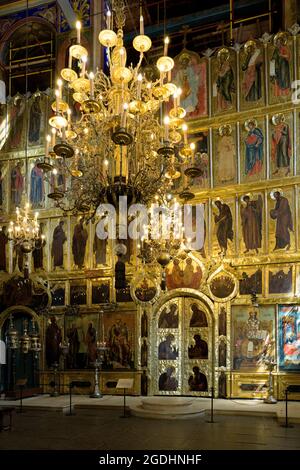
left=0, top=395, right=299, bottom=422
left=130, top=396, right=205, bottom=419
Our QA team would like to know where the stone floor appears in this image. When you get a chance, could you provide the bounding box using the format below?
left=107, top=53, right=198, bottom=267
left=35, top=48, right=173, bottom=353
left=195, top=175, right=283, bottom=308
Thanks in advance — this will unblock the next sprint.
left=0, top=396, right=300, bottom=450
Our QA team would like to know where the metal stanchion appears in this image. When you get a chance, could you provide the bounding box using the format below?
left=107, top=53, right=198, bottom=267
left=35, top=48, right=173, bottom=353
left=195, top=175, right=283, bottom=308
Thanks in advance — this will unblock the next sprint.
left=65, top=382, right=75, bottom=416
left=120, top=387, right=129, bottom=418
left=206, top=386, right=215, bottom=423
left=281, top=388, right=293, bottom=428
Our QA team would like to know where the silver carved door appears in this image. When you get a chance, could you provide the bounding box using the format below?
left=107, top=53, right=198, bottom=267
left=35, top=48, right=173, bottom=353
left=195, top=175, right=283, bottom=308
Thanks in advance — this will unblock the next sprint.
left=152, top=296, right=213, bottom=396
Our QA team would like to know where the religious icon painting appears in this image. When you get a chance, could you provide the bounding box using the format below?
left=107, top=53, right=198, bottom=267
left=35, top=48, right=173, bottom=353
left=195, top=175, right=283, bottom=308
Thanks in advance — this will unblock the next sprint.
left=211, top=197, right=235, bottom=257
left=71, top=216, right=89, bottom=270
left=4, top=94, right=26, bottom=151
left=10, top=159, right=25, bottom=211
left=238, top=268, right=263, bottom=296
left=268, top=31, right=293, bottom=105
left=91, top=279, right=110, bottom=304
left=239, top=192, right=264, bottom=256
left=158, top=300, right=180, bottom=330
left=232, top=305, right=275, bottom=372
left=92, top=220, right=109, bottom=268
left=211, top=47, right=237, bottom=116
left=278, top=305, right=300, bottom=371
left=50, top=281, right=66, bottom=307
left=239, top=40, right=265, bottom=111
left=70, top=280, right=87, bottom=305
left=213, top=124, right=237, bottom=187
left=172, top=49, right=208, bottom=119
left=0, top=161, right=8, bottom=212
left=268, top=266, right=293, bottom=295
left=103, top=311, right=136, bottom=369
left=165, top=254, right=205, bottom=291
left=64, top=312, right=99, bottom=369
left=29, top=158, right=46, bottom=209
left=269, top=187, right=295, bottom=253
left=0, top=224, right=9, bottom=272
left=240, top=118, right=266, bottom=183
left=32, top=219, right=48, bottom=272
left=270, top=112, right=293, bottom=179
left=0, top=103, right=8, bottom=152
left=158, top=364, right=179, bottom=394
left=28, top=91, right=48, bottom=147
left=207, top=266, right=237, bottom=302
left=130, top=271, right=160, bottom=306
left=50, top=218, right=68, bottom=271
left=184, top=130, right=209, bottom=190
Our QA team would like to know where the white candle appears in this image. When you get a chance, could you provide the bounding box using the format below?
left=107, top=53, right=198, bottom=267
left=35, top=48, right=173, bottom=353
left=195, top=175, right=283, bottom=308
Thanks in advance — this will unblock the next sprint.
left=89, top=72, right=95, bottom=98
left=55, top=90, right=59, bottom=113
left=160, top=71, right=164, bottom=86
left=177, top=87, right=182, bottom=107
left=106, top=10, right=111, bottom=30
left=140, top=15, right=144, bottom=35
left=164, top=116, right=169, bottom=141
left=164, top=36, right=169, bottom=56
left=57, top=79, right=63, bottom=99
left=173, top=90, right=178, bottom=111
left=51, top=128, right=56, bottom=146
left=81, top=55, right=87, bottom=76
left=137, top=73, right=142, bottom=99
left=46, top=134, right=50, bottom=157
left=68, top=49, right=72, bottom=69
left=182, top=123, right=188, bottom=145
left=76, top=21, right=81, bottom=45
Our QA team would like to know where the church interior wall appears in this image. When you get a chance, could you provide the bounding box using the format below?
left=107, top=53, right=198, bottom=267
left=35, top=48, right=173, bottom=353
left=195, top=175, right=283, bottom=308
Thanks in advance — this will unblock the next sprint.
left=0, top=0, right=299, bottom=399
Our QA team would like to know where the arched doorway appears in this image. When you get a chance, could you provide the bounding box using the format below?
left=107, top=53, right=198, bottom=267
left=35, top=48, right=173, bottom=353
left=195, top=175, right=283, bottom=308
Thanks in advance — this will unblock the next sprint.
left=0, top=306, right=41, bottom=398
left=149, top=291, right=215, bottom=396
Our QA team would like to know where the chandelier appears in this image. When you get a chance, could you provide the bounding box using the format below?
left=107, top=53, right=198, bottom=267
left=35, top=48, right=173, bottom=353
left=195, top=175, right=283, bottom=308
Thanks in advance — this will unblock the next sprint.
left=41, top=0, right=193, bottom=217
left=8, top=203, right=43, bottom=253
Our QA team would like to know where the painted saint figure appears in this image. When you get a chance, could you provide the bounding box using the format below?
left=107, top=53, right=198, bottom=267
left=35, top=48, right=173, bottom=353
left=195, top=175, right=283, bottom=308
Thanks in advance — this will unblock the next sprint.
left=158, top=304, right=179, bottom=329
left=93, top=231, right=107, bottom=266
left=159, top=366, right=178, bottom=391
left=216, top=127, right=236, bottom=185
left=188, top=334, right=208, bottom=359
left=30, top=161, right=44, bottom=208
left=216, top=48, right=235, bottom=112
left=11, top=161, right=24, bottom=207
left=72, top=218, right=88, bottom=269
left=158, top=334, right=178, bottom=360
left=271, top=33, right=291, bottom=97
left=270, top=191, right=293, bottom=250
left=0, top=226, right=8, bottom=271
left=86, top=322, right=97, bottom=366
left=241, top=42, right=263, bottom=102
left=241, top=195, right=262, bottom=253
left=174, top=53, right=200, bottom=114
left=188, top=366, right=208, bottom=391
left=214, top=200, right=233, bottom=255
left=271, top=115, right=291, bottom=176
left=51, top=220, right=67, bottom=269
left=244, top=120, right=264, bottom=176
left=45, top=316, right=62, bottom=368
left=29, top=94, right=42, bottom=144
left=190, top=304, right=208, bottom=328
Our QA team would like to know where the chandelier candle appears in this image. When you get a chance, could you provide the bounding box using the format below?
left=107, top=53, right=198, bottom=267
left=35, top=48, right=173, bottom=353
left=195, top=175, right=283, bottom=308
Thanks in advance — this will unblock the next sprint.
left=76, top=20, right=81, bottom=45
left=106, top=10, right=111, bottom=30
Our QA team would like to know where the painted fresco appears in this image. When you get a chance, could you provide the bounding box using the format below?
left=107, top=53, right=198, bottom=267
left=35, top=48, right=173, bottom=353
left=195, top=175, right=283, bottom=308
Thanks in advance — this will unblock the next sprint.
left=103, top=311, right=135, bottom=369
left=268, top=32, right=293, bottom=105
left=212, top=47, right=236, bottom=115
left=240, top=40, right=264, bottom=110
left=232, top=305, right=275, bottom=371
left=172, top=49, right=208, bottom=119
left=270, top=112, right=293, bottom=179
left=213, top=124, right=237, bottom=186
left=278, top=305, right=300, bottom=371
left=240, top=118, right=265, bottom=183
